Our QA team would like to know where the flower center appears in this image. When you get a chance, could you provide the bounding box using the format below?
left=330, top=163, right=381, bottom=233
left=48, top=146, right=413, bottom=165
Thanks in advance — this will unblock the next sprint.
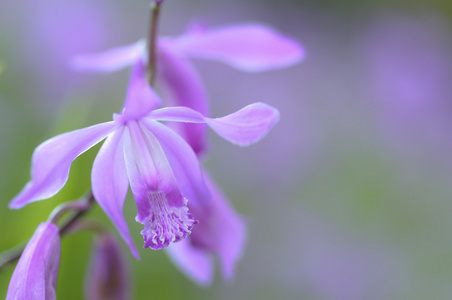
left=139, top=192, right=197, bottom=250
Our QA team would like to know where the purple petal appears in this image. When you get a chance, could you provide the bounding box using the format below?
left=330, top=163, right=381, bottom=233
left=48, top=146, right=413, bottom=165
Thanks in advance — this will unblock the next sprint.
left=148, top=106, right=206, bottom=123
left=91, top=126, right=139, bottom=259
left=205, top=102, right=280, bottom=146
left=70, top=41, right=145, bottom=72
left=142, top=120, right=210, bottom=207
left=166, top=239, right=214, bottom=287
left=10, top=122, right=117, bottom=209
left=149, top=103, right=279, bottom=146
left=164, top=23, right=305, bottom=72
left=7, top=222, right=60, bottom=300
left=84, top=234, right=131, bottom=300
left=158, top=42, right=209, bottom=155
left=119, top=60, right=162, bottom=123
left=123, top=121, right=159, bottom=191
left=202, top=172, right=247, bottom=281
left=122, top=123, right=197, bottom=250
left=166, top=172, right=247, bottom=285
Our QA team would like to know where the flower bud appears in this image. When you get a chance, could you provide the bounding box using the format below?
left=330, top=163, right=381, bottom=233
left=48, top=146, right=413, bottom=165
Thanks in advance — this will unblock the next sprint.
left=84, top=234, right=131, bottom=300
left=7, top=222, right=60, bottom=300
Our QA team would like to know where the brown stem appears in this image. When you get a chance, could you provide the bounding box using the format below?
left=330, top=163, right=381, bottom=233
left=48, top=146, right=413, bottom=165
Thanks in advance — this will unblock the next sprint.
left=147, top=1, right=162, bottom=86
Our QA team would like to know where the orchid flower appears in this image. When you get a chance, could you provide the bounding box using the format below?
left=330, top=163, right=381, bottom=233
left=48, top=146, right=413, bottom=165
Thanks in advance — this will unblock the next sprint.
left=71, top=23, right=304, bottom=155
left=9, top=59, right=279, bottom=258
left=6, top=222, right=60, bottom=300
left=166, top=172, right=246, bottom=286
left=69, top=22, right=294, bottom=281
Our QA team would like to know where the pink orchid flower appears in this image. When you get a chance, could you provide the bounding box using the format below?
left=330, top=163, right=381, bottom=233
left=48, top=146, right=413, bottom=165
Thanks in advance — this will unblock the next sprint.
left=10, top=59, right=279, bottom=258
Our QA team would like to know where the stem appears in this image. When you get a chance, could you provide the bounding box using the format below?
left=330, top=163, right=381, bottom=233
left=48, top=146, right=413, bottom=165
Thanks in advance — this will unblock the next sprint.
left=0, top=192, right=96, bottom=270
left=59, top=193, right=95, bottom=235
left=0, top=244, right=25, bottom=271
left=66, top=220, right=108, bottom=236
left=147, top=1, right=162, bottom=86
left=48, top=197, right=90, bottom=224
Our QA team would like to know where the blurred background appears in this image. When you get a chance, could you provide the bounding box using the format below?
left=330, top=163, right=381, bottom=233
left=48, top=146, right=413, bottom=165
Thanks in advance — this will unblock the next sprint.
left=2, top=0, right=452, bottom=299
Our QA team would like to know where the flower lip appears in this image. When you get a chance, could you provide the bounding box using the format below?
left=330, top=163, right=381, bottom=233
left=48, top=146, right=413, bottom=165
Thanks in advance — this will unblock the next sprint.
left=123, top=122, right=199, bottom=251
left=139, top=192, right=198, bottom=250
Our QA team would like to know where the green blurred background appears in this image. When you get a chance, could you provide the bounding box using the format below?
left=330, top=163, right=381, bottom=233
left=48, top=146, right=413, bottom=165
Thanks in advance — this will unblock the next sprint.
left=2, top=0, right=452, bottom=299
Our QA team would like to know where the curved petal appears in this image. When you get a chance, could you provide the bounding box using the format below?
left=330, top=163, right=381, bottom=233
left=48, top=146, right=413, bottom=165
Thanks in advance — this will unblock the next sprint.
left=202, top=172, right=247, bottom=281
left=10, top=122, right=117, bottom=209
left=165, top=239, right=214, bottom=287
left=70, top=41, right=145, bottom=72
left=167, top=172, right=247, bottom=285
left=165, top=24, right=305, bottom=72
left=7, top=222, right=60, bottom=300
left=150, top=103, right=279, bottom=147
left=119, top=59, right=162, bottom=123
left=142, top=120, right=210, bottom=207
left=158, top=43, right=209, bottom=155
left=91, top=126, right=139, bottom=259
left=148, top=106, right=205, bottom=123
left=205, top=102, right=280, bottom=146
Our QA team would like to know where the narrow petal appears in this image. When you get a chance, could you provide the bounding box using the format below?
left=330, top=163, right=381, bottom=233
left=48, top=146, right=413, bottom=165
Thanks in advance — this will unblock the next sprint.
left=166, top=239, right=214, bottom=287
left=7, top=222, right=60, bottom=300
left=70, top=41, right=145, bottom=72
left=142, top=120, right=210, bottom=207
left=149, top=103, right=279, bottom=147
left=164, top=24, right=305, bottom=72
left=205, top=102, right=280, bottom=146
left=202, top=173, right=247, bottom=281
left=84, top=234, right=131, bottom=300
left=10, top=122, right=117, bottom=209
left=148, top=106, right=205, bottom=123
left=91, top=126, right=139, bottom=259
left=119, top=59, right=162, bottom=123
left=122, top=125, right=197, bottom=250
left=158, top=43, right=209, bottom=155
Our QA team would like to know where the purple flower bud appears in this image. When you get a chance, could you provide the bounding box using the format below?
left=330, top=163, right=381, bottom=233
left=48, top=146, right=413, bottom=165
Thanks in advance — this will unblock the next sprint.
left=84, top=234, right=131, bottom=300
left=6, top=222, right=60, bottom=300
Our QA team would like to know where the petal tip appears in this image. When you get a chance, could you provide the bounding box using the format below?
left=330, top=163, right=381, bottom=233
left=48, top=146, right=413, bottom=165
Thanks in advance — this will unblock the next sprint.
left=131, top=247, right=141, bottom=260
left=206, top=102, right=280, bottom=147
left=8, top=201, right=22, bottom=209
left=8, top=184, right=35, bottom=209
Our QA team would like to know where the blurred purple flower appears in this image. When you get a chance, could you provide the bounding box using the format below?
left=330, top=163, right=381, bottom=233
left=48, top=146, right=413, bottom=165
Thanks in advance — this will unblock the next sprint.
left=71, top=23, right=304, bottom=155
left=85, top=233, right=131, bottom=300
left=9, top=59, right=279, bottom=258
left=362, top=15, right=452, bottom=160
left=6, top=222, right=60, bottom=300
left=166, top=172, right=247, bottom=286
left=23, top=0, right=111, bottom=105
